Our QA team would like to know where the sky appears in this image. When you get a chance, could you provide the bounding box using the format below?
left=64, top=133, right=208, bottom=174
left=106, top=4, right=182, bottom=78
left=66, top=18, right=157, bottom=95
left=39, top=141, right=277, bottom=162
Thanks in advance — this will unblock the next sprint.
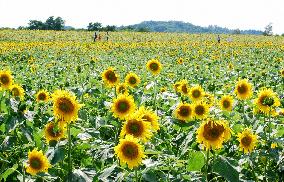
left=0, top=0, right=283, bottom=34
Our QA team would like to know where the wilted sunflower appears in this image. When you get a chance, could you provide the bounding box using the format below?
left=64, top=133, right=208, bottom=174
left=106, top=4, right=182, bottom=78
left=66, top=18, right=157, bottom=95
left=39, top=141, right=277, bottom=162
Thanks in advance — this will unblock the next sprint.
left=36, top=90, right=49, bottom=102
left=120, top=114, right=152, bottom=142
left=10, top=84, right=25, bottom=100
left=0, top=70, right=13, bottom=89
left=111, top=94, right=136, bottom=120
left=173, top=80, right=182, bottom=92
left=114, top=135, right=146, bottom=169
left=174, top=103, right=193, bottom=122
left=146, top=59, right=162, bottom=75
left=136, top=106, right=160, bottom=132
left=219, top=95, right=234, bottom=111
left=192, top=101, right=210, bottom=120
left=26, top=148, right=51, bottom=176
left=237, top=128, right=257, bottom=154
left=189, top=85, right=205, bottom=102
left=125, top=72, right=141, bottom=88
left=52, top=90, right=82, bottom=124
left=234, top=79, right=253, bottom=100
left=44, top=122, right=66, bottom=143
left=204, top=93, right=215, bottom=107
left=116, top=83, right=128, bottom=95
left=178, top=80, right=190, bottom=96
left=101, top=67, right=119, bottom=87
left=196, top=119, right=231, bottom=150
left=254, top=88, right=280, bottom=115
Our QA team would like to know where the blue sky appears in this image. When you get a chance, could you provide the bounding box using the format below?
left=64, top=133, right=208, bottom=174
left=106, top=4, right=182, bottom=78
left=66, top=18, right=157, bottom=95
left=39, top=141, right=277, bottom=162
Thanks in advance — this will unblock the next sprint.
left=0, top=0, right=283, bottom=34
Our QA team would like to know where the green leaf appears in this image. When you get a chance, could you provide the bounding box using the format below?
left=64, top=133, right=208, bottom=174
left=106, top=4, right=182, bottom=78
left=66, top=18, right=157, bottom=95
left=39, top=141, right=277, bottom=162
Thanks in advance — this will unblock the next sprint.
left=98, top=164, right=117, bottom=181
left=50, top=147, right=66, bottom=165
left=187, top=151, right=205, bottom=171
left=0, top=164, right=18, bottom=181
left=213, top=156, right=239, bottom=182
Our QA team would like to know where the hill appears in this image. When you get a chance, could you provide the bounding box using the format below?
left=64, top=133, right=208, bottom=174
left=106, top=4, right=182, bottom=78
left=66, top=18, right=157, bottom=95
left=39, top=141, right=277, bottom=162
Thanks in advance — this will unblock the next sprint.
left=119, top=21, right=263, bottom=35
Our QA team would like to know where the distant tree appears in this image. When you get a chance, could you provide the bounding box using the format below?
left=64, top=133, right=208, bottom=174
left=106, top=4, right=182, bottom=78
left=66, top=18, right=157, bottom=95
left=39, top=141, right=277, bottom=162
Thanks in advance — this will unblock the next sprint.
left=18, top=26, right=26, bottom=30
left=45, top=16, right=65, bottom=30
left=263, top=23, right=273, bottom=36
left=137, top=27, right=150, bottom=32
left=28, top=20, right=46, bottom=30
left=103, top=25, right=116, bottom=32
left=87, top=22, right=102, bottom=31
left=232, top=29, right=241, bottom=34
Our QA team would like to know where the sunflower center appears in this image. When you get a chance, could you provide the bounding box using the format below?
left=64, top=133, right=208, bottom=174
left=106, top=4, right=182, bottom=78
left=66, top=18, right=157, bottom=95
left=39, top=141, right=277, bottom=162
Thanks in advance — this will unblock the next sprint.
left=192, top=90, right=201, bottom=98
left=195, top=105, right=205, bottom=115
left=179, top=106, right=191, bottom=117
left=117, top=101, right=129, bottom=113
left=181, top=85, right=188, bottom=94
left=150, top=63, right=159, bottom=71
left=122, top=143, right=139, bottom=159
left=0, top=75, right=9, bottom=85
left=59, top=98, right=74, bottom=113
left=106, top=71, right=117, bottom=83
left=262, top=96, right=274, bottom=107
left=12, top=88, right=20, bottom=96
left=30, top=157, right=42, bottom=169
left=222, top=100, right=231, bottom=108
left=237, top=84, right=248, bottom=94
left=129, top=77, right=137, bottom=85
left=38, top=93, right=47, bottom=100
left=142, top=115, right=152, bottom=123
left=127, top=121, right=143, bottom=137
left=118, top=86, right=126, bottom=94
left=47, top=124, right=61, bottom=137
left=241, top=136, right=252, bottom=147
left=203, top=122, right=225, bottom=141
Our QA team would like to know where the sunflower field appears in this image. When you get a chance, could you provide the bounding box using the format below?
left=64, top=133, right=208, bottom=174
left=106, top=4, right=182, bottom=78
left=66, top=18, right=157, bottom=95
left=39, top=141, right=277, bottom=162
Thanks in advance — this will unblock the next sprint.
left=0, top=30, right=283, bottom=182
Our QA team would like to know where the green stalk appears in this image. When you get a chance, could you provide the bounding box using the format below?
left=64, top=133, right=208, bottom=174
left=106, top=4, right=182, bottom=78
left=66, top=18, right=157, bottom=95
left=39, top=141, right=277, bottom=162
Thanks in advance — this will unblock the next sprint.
left=153, top=79, right=157, bottom=113
left=22, top=159, right=25, bottom=182
left=68, top=124, right=72, bottom=182
left=205, top=149, right=210, bottom=182
left=135, top=168, right=138, bottom=182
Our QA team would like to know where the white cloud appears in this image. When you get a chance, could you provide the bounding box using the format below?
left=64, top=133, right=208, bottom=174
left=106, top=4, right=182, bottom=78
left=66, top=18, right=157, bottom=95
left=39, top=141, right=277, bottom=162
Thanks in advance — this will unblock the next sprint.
left=0, top=0, right=283, bottom=34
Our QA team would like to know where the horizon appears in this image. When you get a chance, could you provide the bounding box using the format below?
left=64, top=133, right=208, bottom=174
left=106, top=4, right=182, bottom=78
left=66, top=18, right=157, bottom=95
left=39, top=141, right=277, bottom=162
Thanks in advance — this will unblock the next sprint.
left=0, top=0, right=283, bottom=34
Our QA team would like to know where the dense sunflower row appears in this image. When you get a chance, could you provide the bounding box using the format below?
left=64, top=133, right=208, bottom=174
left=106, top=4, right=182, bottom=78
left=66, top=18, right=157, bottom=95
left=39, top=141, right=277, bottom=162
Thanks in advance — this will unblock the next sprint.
left=0, top=30, right=283, bottom=181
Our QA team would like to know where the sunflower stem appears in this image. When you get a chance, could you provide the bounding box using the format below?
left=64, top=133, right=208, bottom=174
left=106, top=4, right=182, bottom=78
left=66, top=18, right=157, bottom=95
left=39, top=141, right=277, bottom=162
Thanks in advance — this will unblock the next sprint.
left=135, top=168, right=138, bottom=182
left=205, top=149, right=210, bottom=182
left=67, top=124, right=72, bottom=182
left=22, top=160, right=25, bottom=182
left=153, top=79, right=157, bottom=114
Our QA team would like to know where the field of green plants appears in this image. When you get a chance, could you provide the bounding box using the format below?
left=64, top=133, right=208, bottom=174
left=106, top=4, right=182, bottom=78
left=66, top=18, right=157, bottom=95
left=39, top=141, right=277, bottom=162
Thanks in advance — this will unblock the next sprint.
left=0, top=30, right=283, bottom=182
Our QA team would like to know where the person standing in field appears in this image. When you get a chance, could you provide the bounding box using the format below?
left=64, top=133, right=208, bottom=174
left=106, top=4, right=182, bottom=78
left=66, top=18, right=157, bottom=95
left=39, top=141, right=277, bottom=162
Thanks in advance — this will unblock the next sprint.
left=217, top=35, right=221, bottom=43
left=93, top=32, right=97, bottom=42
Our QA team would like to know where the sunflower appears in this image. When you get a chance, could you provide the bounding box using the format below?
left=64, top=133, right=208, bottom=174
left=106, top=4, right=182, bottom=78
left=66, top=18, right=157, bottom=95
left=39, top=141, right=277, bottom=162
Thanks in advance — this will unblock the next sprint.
left=280, top=69, right=284, bottom=77
left=254, top=88, right=280, bottom=115
left=44, top=122, right=66, bottom=143
left=125, top=72, right=141, bottom=88
left=204, top=93, right=215, bottom=107
left=26, top=148, right=51, bottom=176
left=10, top=84, right=25, bottom=100
left=219, top=95, right=234, bottom=111
left=114, top=135, right=146, bottom=169
left=237, top=128, right=257, bottom=154
left=52, top=90, right=82, bottom=124
left=136, top=106, right=160, bottom=132
left=196, top=119, right=231, bottom=150
left=192, top=101, right=210, bottom=120
left=120, top=114, right=152, bottom=142
left=111, top=94, right=136, bottom=120
left=177, top=58, right=183, bottom=64
left=173, top=80, right=182, bottom=92
left=234, top=79, right=253, bottom=100
left=174, top=103, right=193, bottom=122
left=101, top=67, right=119, bottom=87
left=116, top=83, right=128, bottom=95
left=189, top=85, right=205, bottom=102
left=0, top=70, right=13, bottom=89
left=146, top=59, right=162, bottom=75
left=178, top=80, right=190, bottom=96
left=36, top=90, right=49, bottom=102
